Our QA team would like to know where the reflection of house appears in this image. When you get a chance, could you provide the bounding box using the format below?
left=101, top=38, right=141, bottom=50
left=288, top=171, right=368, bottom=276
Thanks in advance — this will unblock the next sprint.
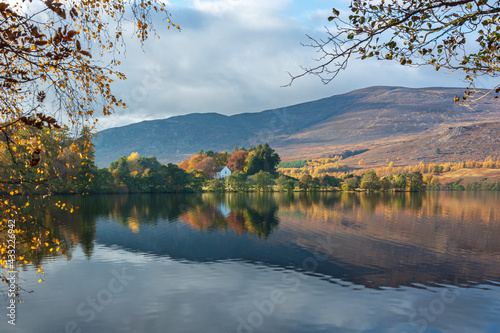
left=215, top=166, right=232, bottom=179
left=219, top=202, right=231, bottom=217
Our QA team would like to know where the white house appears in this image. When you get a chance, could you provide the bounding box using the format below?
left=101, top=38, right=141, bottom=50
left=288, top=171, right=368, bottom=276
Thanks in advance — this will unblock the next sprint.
left=215, top=166, right=232, bottom=179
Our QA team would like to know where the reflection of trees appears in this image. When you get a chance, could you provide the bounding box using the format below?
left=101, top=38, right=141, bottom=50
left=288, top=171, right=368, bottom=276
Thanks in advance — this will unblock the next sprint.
left=1, top=193, right=206, bottom=271
left=12, top=191, right=497, bottom=266
left=243, top=209, right=278, bottom=239
left=390, top=192, right=424, bottom=211
left=0, top=196, right=95, bottom=301
left=80, top=219, right=96, bottom=259
left=107, top=194, right=204, bottom=227
left=3, top=191, right=499, bottom=295
left=180, top=193, right=280, bottom=238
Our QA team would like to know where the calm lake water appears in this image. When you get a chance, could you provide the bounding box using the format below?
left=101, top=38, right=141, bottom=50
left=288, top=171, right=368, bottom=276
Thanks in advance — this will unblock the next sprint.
left=2, top=192, right=500, bottom=333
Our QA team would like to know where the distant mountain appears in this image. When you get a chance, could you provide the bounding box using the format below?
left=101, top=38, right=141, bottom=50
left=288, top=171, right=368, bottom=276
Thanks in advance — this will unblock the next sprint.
left=93, top=86, right=500, bottom=168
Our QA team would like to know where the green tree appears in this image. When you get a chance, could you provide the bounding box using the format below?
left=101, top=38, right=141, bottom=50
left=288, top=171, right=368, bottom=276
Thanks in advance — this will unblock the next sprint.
left=407, top=171, right=425, bottom=191
left=380, top=176, right=392, bottom=191
left=341, top=183, right=351, bottom=191
left=343, top=175, right=360, bottom=190
left=113, top=157, right=132, bottom=186
left=310, top=177, right=320, bottom=191
left=276, top=175, right=296, bottom=192
left=360, top=170, right=380, bottom=191
left=245, top=143, right=281, bottom=176
left=431, top=165, right=444, bottom=174
left=245, top=152, right=261, bottom=176
left=394, top=173, right=408, bottom=190
left=107, top=155, right=202, bottom=193
left=163, top=163, right=191, bottom=192
left=251, top=171, right=274, bottom=192
left=187, top=170, right=207, bottom=192
left=321, top=175, right=341, bottom=188
left=290, top=0, right=500, bottom=103
left=206, top=179, right=226, bottom=192
left=226, top=171, right=249, bottom=192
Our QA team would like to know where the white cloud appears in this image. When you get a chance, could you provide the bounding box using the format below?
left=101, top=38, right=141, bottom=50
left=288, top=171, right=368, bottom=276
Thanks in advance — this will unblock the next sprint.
left=96, top=0, right=468, bottom=130
left=192, top=0, right=291, bottom=27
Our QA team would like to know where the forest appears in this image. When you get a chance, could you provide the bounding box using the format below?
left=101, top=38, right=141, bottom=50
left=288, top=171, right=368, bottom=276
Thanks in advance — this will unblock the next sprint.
left=2, top=127, right=499, bottom=195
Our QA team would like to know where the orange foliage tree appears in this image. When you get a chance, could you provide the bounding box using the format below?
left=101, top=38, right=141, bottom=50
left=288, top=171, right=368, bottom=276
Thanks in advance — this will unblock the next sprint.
left=179, top=154, right=217, bottom=178
left=226, top=150, right=249, bottom=172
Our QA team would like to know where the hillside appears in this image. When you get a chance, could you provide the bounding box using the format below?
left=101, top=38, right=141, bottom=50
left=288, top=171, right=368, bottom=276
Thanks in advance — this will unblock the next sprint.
left=341, top=121, right=500, bottom=168
left=93, top=86, right=500, bottom=167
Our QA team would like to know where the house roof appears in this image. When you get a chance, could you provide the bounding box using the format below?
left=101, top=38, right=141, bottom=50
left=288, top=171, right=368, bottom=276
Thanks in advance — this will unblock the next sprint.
left=215, top=166, right=230, bottom=172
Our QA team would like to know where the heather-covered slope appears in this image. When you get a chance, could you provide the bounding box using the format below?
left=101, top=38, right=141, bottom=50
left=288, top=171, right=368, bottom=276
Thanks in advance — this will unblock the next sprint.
left=94, top=86, right=500, bottom=167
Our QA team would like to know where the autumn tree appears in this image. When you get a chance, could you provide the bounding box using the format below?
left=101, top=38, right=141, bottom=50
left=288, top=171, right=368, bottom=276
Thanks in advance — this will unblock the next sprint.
left=1, top=0, right=179, bottom=195
left=360, top=169, right=380, bottom=191
left=290, top=0, right=500, bottom=103
left=196, top=156, right=217, bottom=179
left=299, top=174, right=313, bottom=191
left=0, top=0, right=178, bottom=291
left=179, top=154, right=216, bottom=178
left=226, top=150, right=249, bottom=172
left=214, top=151, right=230, bottom=167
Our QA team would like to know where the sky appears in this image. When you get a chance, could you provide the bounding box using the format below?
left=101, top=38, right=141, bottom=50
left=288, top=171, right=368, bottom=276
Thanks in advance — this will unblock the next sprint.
left=98, top=0, right=479, bottom=130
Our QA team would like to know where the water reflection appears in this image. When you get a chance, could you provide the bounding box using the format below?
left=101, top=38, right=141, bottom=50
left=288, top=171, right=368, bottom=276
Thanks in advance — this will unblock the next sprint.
left=2, top=191, right=499, bottom=333
left=26, top=191, right=500, bottom=288
left=179, top=194, right=280, bottom=238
